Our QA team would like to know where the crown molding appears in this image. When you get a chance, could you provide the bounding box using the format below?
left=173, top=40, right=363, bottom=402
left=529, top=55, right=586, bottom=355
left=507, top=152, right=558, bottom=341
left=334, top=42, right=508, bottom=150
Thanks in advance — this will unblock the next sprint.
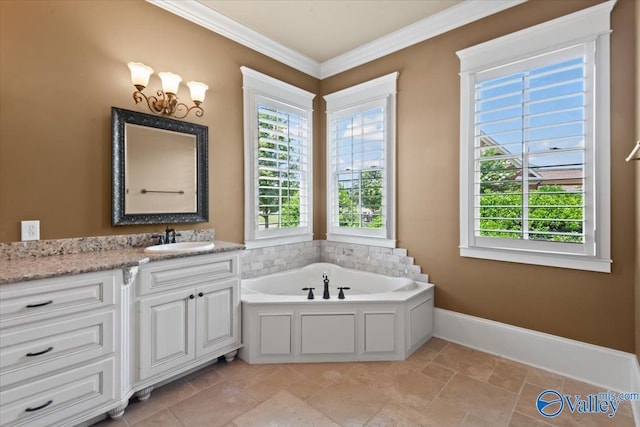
left=148, top=0, right=527, bottom=80
left=146, top=0, right=321, bottom=78
left=320, top=0, right=528, bottom=78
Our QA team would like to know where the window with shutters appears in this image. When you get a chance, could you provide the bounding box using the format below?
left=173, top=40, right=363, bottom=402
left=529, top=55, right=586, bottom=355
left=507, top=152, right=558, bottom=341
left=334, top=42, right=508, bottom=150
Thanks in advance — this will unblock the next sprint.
left=457, top=2, right=613, bottom=272
left=325, top=72, right=398, bottom=248
left=242, top=67, right=315, bottom=248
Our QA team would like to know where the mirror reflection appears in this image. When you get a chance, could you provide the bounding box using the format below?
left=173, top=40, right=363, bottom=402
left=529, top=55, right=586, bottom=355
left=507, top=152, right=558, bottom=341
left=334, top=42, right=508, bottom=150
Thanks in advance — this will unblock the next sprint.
left=125, top=124, right=197, bottom=214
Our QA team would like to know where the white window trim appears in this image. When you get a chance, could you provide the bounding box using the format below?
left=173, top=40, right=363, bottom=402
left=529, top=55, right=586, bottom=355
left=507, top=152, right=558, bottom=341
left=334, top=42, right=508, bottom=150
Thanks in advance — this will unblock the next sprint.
left=456, top=1, right=614, bottom=273
left=241, top=66, right=315, bottom=249
left=324, top=72, right=398, bottom=248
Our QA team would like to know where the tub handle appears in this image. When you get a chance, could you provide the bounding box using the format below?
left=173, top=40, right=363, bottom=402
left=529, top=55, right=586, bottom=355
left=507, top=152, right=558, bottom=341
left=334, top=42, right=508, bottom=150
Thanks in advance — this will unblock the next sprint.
left=302, top=287, right=315, bottom=300
left=337, top=287, right=351, bottom=300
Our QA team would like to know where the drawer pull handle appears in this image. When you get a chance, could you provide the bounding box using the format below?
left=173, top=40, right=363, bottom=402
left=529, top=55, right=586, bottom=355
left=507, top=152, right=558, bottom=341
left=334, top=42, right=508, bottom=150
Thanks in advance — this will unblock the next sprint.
left=25, top=300, right=53, bottom=308
left=189, top=294, right=195, bottom=299
left=25, top=400, right=53, bottom=412
left=26, top=347, right=54, bottom=357
left=198, top=292, right=204, bottom=297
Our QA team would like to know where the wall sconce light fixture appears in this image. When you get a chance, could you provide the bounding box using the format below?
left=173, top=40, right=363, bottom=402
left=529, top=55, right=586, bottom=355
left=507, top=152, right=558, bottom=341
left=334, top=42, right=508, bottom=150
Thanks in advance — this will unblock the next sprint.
left=127, top=62, right=208, bottom=119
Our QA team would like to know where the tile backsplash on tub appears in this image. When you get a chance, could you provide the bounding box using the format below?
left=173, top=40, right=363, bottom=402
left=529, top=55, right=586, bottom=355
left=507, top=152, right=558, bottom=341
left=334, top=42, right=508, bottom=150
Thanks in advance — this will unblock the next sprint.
left=240, top=240, right=429, bottom=283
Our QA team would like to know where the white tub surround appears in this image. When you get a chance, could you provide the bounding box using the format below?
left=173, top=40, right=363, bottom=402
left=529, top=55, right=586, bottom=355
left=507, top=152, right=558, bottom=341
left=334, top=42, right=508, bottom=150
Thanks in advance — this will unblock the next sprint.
left=240, top=263, right=434, bottom=364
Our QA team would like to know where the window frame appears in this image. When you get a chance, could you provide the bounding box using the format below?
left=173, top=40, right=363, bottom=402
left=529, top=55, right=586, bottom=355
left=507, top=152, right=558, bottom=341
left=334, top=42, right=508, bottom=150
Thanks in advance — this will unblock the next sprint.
left=241, top=66, right=315, bottom=249
left=324, top=72, right=398, bottom=248
left=457, top=1, right=614, bottom=273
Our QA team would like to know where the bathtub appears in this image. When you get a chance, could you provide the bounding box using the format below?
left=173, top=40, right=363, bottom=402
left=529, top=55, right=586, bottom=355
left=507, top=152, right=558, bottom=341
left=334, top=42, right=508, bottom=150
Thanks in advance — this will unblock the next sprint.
left=240, top=263, right=434, bottom=364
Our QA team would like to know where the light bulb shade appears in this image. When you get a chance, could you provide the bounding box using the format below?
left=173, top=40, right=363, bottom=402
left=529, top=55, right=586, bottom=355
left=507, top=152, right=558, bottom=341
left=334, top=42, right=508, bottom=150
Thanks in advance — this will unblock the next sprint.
left=187, top=81, right=208, bottom=103
left=158, top=72, right=182, bottom=94
left=128, top=62, right=153, bottom=88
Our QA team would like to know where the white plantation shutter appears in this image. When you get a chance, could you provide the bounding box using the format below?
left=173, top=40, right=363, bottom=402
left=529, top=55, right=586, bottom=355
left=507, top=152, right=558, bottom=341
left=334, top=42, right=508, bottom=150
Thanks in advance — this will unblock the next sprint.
left=324, top=72, right=398, bottom=247
left=242, top=66, right=314, bottom=248
left=330, top=101, right=386, bottom=230
left=457, top=1, right=613, bottom=272
left=473, top=46, right=589, bottom=246
left=257, top=102, right=310, bottom=231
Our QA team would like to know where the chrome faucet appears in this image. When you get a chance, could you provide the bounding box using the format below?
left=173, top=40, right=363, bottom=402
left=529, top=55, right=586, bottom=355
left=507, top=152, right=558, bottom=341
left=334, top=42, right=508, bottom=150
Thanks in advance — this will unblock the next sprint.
left=322, top=273, right=330, bottom=299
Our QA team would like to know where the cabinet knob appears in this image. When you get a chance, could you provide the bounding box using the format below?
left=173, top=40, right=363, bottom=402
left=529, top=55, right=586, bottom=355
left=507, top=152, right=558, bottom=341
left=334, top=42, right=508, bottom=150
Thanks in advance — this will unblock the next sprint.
left=198, top=292, right=204, bottom=297
left=189, top=294, right=195, bottom=300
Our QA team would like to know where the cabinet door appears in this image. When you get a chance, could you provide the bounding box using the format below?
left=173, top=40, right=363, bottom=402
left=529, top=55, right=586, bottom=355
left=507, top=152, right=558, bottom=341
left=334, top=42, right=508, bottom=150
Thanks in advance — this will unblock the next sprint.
left=139, top=288, right=195, bottom=380
left=195, top=279, right=239, bottom=358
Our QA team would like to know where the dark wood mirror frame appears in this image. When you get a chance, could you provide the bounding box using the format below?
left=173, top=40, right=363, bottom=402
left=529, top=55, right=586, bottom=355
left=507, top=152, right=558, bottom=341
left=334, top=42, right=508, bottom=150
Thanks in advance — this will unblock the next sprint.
left=111, top=107, right=209, bottom=226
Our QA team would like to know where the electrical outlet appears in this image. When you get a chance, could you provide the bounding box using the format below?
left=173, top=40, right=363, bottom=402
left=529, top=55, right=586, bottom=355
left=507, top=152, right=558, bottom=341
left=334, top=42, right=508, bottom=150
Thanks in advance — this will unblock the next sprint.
left=21, top=220, right=40, bottom=241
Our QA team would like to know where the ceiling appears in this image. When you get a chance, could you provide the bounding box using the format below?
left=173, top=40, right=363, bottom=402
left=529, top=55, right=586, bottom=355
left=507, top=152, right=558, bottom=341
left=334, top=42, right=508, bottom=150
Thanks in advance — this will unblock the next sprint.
left=149, top=0, right=527, bottom=78
left=199, top=0, right=463, bottom=63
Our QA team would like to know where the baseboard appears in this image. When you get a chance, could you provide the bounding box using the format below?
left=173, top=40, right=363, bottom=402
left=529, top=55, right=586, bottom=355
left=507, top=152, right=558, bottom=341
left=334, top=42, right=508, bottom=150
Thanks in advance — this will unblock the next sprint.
left=433, top=308, right=637, bottom=393
left=632, top=356, right=640, bottom=424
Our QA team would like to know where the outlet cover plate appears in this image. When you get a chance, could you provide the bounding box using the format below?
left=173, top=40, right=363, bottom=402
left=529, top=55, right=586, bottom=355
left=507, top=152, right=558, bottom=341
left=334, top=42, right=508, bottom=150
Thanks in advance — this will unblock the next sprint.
left=21, top=220, right=40, bottom=241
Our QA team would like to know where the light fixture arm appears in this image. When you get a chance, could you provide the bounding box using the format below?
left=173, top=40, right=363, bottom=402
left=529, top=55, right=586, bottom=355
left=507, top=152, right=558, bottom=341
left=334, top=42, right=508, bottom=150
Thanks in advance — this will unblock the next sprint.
left=132, top=89, right=203, bottom=119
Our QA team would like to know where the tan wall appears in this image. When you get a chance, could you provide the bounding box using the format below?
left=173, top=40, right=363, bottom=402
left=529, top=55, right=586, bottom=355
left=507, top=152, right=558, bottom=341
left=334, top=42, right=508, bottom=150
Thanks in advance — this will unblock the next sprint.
left=1, top=0, right=637, bottom=352
left=0, top=0, right=322, bottom=243
left=320, top=0, right=636, bottom=352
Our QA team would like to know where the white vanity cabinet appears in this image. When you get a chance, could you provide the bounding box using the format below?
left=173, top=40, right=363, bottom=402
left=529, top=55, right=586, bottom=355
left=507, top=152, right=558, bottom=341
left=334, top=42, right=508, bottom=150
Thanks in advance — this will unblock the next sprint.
left=134, top=252, right=241, bottom=395
left=0, top=270, right=120, bottom=427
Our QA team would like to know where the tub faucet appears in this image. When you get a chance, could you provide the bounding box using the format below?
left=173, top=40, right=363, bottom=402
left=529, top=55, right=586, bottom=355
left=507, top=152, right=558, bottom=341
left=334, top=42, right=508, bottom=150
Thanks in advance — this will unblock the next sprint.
left=322, top=273, right=330, bottom=299
left=165, top=227, right=177, bottom=243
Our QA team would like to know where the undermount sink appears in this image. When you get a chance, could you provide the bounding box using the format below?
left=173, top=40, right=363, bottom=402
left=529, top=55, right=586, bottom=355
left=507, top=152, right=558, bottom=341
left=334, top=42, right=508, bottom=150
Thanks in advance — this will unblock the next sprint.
left=143, top=241, right=215, bottom=254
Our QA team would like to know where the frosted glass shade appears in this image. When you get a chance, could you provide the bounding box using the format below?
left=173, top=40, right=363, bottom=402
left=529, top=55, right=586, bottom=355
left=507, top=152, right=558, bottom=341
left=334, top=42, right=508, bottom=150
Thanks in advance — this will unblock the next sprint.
left=187, top=81, right=208, bottom=103
left=158, top=72, right=182, bottom=94
left=128, top=62, right=153, bottom=88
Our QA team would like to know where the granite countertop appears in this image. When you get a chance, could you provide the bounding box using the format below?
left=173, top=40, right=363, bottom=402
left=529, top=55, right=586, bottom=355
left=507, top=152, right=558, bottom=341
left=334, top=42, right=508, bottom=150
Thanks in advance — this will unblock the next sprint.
left=0, top=240, right=245, bottom=285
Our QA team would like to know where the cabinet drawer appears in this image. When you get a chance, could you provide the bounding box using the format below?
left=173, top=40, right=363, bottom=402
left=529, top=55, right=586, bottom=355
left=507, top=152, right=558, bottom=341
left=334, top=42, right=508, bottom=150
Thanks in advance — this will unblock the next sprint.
left=138, top=253, right=238, bottom=296
left=0, top=311, right=115, bottom=388
left=0, top=357, right=114, bottom=427
left=0, top=271, right=117, bottom=328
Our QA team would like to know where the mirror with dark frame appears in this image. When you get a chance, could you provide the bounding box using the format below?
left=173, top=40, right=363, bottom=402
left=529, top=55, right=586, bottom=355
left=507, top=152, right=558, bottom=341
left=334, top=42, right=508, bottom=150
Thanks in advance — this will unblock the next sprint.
left=111, top=107, right=208, bottom=225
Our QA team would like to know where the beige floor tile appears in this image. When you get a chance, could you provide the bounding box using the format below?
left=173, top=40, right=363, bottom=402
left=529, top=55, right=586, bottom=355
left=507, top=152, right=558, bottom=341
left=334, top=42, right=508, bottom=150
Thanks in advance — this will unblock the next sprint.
left=232, top=390, right=339, bottom=427
left=509, top=411, right=555, bottom=426
left=183, top=364, right=225, bottom=391
left=436, top=374, right=517, bottom=425
left=369, top=369, right=446, bottom=411
left=488, top=359, right=529, bottom=393
left=170, top=380, right=258, bottom=427
left=90, top=416, right=130, bottom=427
left=124, top=379, right=198, bottom=425
left=433, top=343, right=498, bottom=382
left=421, top=337, right=450, bottom=352
left=421, top=362, right=455, bottom=383
left=525, top=367, right=564, bottom=390
left=307, top=380, right=388, bottom=426
left=461, top=413, right=499, bottom=426
left=365, top=400, right=463, bottom=427
left=213, top=359, right=279, bottom=389
left=243, top=366, right=307, bottom=402
left=514, top=382, right=549, bottom=420
left=285, top=377, right=325, bottom=401
left=289, top=362, right=354, bottom=387
left=130, top=409, right=182, bottom=427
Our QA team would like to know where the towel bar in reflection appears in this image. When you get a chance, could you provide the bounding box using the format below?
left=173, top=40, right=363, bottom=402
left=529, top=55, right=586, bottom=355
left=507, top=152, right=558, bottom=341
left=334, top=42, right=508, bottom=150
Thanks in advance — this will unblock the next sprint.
left=140, top=189, right=185, bottom=195
left=626, top=141, right=640, bottom=162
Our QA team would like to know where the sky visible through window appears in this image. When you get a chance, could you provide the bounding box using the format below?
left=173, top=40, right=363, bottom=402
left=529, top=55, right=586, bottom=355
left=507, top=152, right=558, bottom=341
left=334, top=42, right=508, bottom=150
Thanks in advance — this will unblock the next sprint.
left=475, top=56, right=586, bottom=242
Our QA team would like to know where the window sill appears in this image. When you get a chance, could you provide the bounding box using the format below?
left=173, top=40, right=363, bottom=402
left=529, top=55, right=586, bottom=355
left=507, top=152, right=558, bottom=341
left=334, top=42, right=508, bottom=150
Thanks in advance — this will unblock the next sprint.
left=245, top=234, right=313, bottom=249
left=459, top=246, right=611, bottom=273
left=326, top=233, right=396, bottom=248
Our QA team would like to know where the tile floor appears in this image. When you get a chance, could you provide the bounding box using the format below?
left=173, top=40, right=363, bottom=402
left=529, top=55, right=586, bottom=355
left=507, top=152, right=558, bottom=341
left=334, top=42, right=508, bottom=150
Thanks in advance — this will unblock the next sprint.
left=93, top=338, right=636, bottom=427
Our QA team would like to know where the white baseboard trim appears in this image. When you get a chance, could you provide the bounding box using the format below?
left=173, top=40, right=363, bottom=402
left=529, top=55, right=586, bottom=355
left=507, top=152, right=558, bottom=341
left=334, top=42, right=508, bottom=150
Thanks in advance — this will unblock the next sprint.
left=632, top=356, right=640, bottom=424
left=434, top=308, right=637, bottom=393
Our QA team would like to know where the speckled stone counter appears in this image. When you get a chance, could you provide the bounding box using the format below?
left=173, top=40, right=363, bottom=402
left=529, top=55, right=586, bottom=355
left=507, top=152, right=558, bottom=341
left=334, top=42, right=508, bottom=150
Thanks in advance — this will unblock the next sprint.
left=0, top=231, right=245, bottom=285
